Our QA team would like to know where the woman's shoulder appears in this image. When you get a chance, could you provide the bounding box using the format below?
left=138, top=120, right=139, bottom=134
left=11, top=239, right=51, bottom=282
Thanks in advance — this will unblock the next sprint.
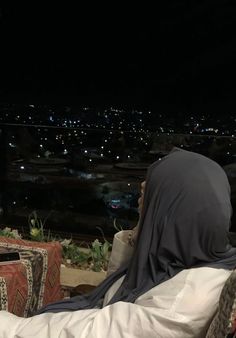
left=137, top=267, right=231, bottom=306
left=137, top=268, right=230, bottom=319
left=135, top=267, right=232, bottom=337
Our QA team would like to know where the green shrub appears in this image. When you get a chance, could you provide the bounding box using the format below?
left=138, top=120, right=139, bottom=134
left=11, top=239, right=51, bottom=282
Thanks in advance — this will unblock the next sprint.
left=1, top=211, right=113, bottom=272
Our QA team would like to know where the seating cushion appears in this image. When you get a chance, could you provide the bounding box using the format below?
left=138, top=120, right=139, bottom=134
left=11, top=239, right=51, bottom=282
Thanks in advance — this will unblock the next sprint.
left=0, top=237, right=62, bottom=317
left=206, top=270, right=236, bottom=338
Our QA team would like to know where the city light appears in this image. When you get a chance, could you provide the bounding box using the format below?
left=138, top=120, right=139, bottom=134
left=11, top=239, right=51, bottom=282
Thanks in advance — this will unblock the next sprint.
left=0, top=102, right=234, bottom=242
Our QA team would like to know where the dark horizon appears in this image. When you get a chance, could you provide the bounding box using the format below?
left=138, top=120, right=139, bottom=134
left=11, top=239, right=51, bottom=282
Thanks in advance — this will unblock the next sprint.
left=1, top=3, right=236, bottom=112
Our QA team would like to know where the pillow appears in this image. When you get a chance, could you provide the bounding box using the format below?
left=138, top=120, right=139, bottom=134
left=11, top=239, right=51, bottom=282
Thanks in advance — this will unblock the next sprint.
left=0, top=237, right=63, bottom=317
left=206, top=270, right=236, bottom=338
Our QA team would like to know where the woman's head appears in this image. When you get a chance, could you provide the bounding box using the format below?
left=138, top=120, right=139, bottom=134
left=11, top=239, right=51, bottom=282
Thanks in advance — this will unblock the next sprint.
left=138, top=148, right=232, bottom=270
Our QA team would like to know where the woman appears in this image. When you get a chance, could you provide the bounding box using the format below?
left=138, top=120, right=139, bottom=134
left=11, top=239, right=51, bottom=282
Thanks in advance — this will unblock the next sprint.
left=0, top=148, right=235, bottom=338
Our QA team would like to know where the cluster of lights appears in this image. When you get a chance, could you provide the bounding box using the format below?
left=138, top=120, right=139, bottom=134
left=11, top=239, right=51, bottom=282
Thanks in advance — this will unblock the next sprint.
left=2, top=107, right=235, bottom=179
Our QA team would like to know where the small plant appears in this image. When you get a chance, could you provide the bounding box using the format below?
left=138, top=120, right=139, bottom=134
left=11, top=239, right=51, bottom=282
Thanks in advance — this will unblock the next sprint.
left=61, top=237, right=112, bottom=272
left=28, top=210, right=54, bottom=242
left=90, top=238, right=111, bottom=272
left=61, top=239, right=90, bottom=267
left=0, top=227, right=21, bottom=239
left=28, top=210, right=45, bottom=241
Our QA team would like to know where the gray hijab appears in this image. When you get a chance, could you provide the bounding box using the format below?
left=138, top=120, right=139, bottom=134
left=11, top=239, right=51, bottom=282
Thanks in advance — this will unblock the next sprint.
left=37, top=148, right=236, bottom=314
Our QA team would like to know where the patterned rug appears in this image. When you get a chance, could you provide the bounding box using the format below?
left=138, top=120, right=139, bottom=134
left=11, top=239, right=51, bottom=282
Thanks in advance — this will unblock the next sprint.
left=0, top=237, right=62, bottom=317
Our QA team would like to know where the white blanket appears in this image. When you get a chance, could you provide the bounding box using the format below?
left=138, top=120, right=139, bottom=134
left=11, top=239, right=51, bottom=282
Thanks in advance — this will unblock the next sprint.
left=0, top=267, right=231, bottom=338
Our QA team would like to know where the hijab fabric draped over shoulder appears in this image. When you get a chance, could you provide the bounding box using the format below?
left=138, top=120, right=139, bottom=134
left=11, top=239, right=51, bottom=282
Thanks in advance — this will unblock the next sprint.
left=37, top=148, right=236, bottom=314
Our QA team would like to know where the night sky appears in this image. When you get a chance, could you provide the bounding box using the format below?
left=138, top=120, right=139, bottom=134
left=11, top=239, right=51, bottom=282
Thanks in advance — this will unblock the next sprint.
left=1, top=2, right=236, bottom=111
